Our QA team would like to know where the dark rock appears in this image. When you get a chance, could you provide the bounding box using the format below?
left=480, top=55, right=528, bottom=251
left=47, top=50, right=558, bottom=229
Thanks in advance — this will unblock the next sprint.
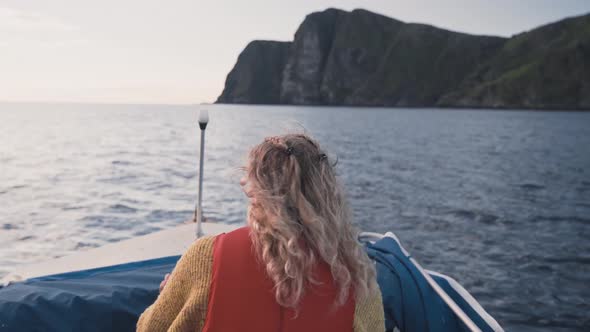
left=280, top=8, right=343, bottom=104
left=341, top=16, right=505, bottom=106
left=216, top=40, right=291, bottom=104
left=216, top=8, right=590, bottom=110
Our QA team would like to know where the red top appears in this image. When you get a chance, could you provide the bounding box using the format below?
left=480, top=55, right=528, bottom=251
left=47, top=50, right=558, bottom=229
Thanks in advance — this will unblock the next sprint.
left=202, top=227, right=355, bottom=332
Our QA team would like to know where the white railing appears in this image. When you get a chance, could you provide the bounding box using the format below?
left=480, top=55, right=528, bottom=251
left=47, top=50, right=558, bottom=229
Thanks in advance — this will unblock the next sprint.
left=358, top=231, right=504, bottom=332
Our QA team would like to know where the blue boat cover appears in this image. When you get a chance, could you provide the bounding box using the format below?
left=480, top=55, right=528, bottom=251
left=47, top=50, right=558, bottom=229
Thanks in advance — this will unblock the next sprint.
left=0, top=256, right=179, bottom=332
left=0, top=239, right=497, bottom=332
left=365, top=237, right=496, bottom=332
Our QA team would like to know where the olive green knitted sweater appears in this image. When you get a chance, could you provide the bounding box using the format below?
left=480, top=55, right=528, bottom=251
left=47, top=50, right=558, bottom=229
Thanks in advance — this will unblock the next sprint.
left=137, top=236, right=385, bottom=332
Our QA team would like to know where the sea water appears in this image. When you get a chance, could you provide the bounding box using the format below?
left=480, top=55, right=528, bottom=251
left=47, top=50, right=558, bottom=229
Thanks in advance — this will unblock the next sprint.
left=0, top=103, right=589, bottom=331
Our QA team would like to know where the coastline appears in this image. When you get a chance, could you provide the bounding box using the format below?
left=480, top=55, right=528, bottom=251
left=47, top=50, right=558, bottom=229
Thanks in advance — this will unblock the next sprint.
left=213, top=102, right=590, bottom=112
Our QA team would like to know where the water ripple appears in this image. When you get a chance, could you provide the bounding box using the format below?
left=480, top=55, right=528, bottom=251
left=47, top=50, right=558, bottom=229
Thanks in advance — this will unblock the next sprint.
left=0, top=104, right=589, bottom=331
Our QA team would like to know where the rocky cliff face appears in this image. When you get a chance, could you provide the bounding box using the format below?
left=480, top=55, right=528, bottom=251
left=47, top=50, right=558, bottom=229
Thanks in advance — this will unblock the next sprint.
left=217, top=9, right=590, bottom=109
left=280, top=9, right=341, bottom=104
left=216, top=40, right=291, bottom=104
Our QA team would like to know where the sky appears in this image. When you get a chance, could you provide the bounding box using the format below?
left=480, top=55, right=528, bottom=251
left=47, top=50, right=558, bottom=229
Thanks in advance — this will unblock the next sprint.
left=0, top=0, right=589, bottom=104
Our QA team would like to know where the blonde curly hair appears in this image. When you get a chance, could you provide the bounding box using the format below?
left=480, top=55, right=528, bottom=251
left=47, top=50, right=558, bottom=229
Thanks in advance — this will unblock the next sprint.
left=242, top=133, right=376, bottom=308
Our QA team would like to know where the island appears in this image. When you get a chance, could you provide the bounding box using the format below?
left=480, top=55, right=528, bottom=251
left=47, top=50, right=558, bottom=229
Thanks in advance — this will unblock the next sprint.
left=216, top=8, right=590, bottom=110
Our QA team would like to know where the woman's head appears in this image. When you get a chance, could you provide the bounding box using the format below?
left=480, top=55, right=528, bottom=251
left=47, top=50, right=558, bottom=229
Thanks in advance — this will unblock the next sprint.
left=241, top=133, right=376, bottom=308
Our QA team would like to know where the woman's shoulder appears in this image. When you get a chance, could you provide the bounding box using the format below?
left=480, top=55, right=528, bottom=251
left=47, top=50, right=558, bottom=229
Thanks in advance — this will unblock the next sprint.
left=183, top=226, right=250, bottom=259
left=184, top=234, right=217, bottom=259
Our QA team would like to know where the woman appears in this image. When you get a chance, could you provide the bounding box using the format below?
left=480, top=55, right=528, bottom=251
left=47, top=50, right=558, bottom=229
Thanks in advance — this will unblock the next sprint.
left=137, top=133, right=385, bottom=331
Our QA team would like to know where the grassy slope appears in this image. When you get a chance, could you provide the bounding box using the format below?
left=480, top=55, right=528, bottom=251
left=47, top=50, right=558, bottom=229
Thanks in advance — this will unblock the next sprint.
left=439, top=13, right=590, bottom=109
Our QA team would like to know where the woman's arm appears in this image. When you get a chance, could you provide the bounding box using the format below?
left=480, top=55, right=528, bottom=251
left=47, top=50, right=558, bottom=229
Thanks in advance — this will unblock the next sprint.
left=353, top=283, right=386, bottom=332
left=137, top=236, right=216, bottom=332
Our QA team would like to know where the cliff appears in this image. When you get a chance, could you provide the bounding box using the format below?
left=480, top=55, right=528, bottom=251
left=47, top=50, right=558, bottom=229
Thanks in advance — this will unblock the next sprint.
left=216, top=8, right=590, bottom=109
left=216, top=40, right=291, bottom=104
left=439, top=14, right=590, bottom=109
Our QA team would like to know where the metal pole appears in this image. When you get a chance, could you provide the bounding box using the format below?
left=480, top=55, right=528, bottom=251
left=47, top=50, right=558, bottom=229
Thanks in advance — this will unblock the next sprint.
left=195, top=129, right=205, bottom=237
left=194, top=110, right=208, bottom=238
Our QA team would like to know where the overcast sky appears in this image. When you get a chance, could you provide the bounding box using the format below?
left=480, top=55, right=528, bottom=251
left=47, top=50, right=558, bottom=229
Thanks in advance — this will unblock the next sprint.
left=1, top=0, right=588, bottom=104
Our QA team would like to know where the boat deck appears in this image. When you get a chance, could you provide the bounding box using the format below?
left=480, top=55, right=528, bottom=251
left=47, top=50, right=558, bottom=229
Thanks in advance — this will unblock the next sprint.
left=2, top=222, right=235, bottom=284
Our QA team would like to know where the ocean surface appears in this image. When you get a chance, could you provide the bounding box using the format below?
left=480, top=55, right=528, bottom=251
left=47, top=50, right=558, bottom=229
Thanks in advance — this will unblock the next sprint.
left=0, top=103, right=589, bottom=331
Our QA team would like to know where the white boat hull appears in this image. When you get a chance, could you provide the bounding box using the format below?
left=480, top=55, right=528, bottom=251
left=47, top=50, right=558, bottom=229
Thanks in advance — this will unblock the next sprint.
left=2, top=222, right=233, bottom=285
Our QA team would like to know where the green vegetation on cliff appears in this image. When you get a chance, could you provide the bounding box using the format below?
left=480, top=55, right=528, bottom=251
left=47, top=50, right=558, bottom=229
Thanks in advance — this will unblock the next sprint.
left=217, top=8, right=590, bottom=109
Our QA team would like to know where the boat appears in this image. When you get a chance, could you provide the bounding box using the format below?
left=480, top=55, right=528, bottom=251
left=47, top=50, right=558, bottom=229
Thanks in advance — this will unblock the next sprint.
left=0, top=221, right=503, bottom=332
left=0, top=111, right=504, bottom=331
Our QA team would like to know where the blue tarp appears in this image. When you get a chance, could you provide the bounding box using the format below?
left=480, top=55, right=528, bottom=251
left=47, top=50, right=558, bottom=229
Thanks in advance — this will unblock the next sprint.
left=365, top=237, right=496, bottom=332
left=0, top=239, right=497, bottom=332
left=0, top=256, right=179, bottom=332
